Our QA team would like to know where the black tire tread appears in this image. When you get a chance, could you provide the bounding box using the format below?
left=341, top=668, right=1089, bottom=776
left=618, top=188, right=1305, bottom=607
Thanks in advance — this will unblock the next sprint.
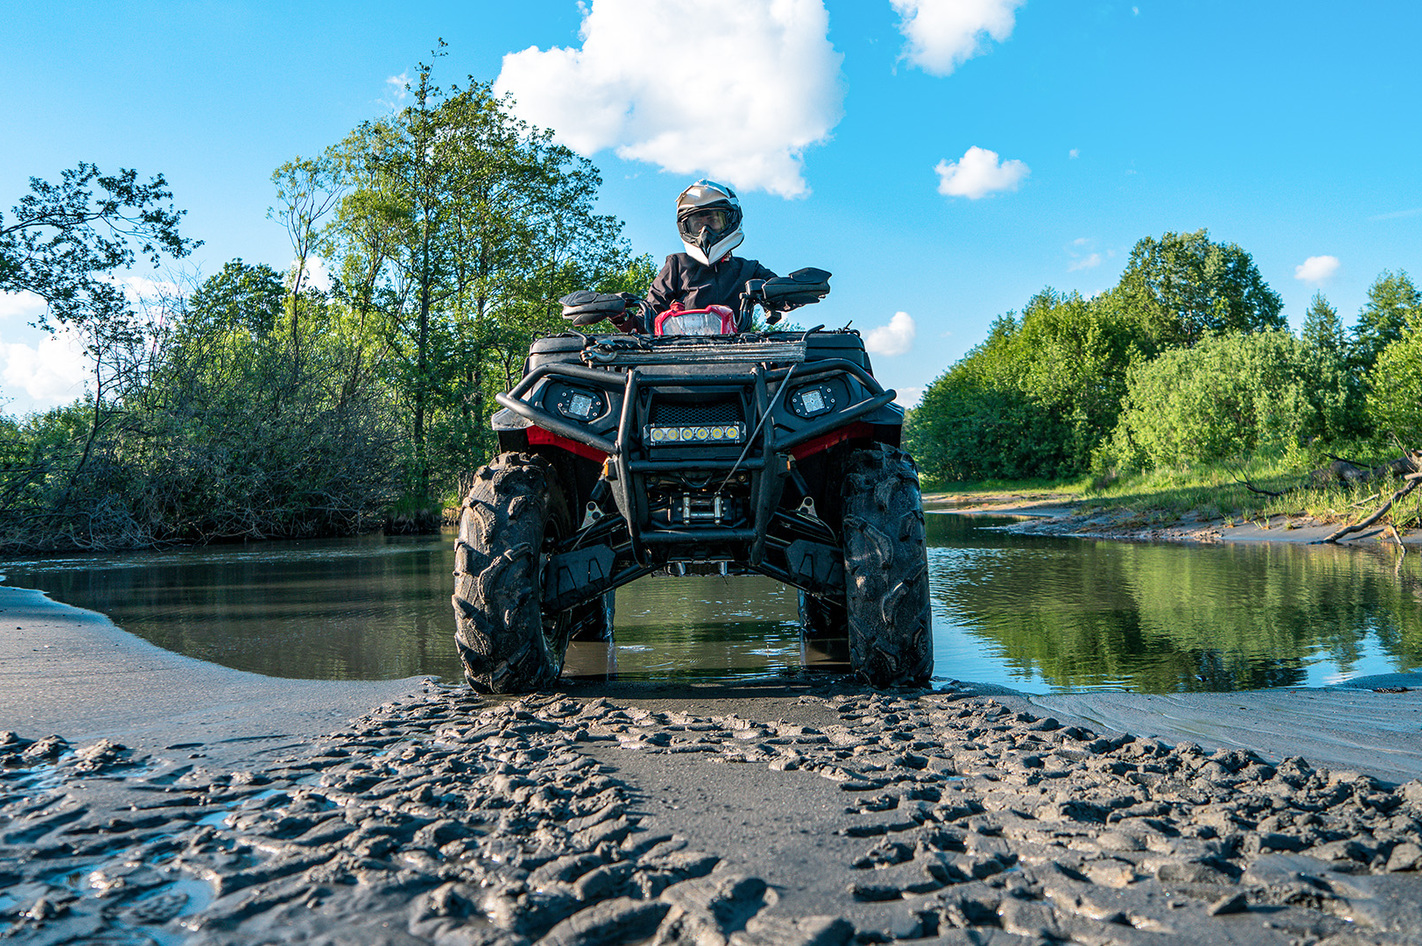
left=841, top=445, right=933, bottom=687
left=452, top=453, right=569, bottom=693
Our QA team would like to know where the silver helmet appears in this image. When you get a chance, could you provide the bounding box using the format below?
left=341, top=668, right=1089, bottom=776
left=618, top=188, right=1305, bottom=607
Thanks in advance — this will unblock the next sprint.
left=676, top=179, right=744, bottom=266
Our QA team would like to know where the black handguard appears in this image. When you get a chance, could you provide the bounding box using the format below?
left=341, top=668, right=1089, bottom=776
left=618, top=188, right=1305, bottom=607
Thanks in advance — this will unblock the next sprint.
left=559, top=290, right=628, bottom=327
left=743, top=268, right=832, bottom=325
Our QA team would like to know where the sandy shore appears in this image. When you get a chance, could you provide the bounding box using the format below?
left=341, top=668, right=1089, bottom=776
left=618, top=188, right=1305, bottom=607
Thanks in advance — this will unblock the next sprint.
left=4, top=516, right=1422, bottom=944
left=928, top=491, right=1419, bottom=550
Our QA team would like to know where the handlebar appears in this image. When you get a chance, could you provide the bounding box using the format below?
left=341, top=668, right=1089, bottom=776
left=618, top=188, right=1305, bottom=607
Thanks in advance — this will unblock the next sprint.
left=561, top=266, right=831, bottom=332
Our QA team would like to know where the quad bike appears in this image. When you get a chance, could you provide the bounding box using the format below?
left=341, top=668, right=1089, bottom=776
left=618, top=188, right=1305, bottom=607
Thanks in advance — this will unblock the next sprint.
left=452, top=268, right=932, bottom=692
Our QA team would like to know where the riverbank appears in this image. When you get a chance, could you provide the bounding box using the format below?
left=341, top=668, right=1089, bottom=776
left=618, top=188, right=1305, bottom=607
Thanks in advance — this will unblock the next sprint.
left=4, top=587, right=1422, bottom=944
left=926, top=490, right=1420, bottom=549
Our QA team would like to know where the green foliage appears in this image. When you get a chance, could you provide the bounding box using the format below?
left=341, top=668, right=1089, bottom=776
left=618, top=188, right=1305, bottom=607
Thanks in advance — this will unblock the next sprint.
left=1105, top=330, right=1343, bottom=471
left=186, top=259, right=285, bottom=336
left=314, top=56, right=643, bottom=503
left=1111, top=229, right=1284, bottom=351
left=0, top=59, right=644, bottom=551
left=1365, top=303, right=1422, bottom=443
left=908, top=289, right=1149, bottom=483
left=0, top=163, right=199, bottom=333
left=1302, top=292, right=1345, bottom=355
left=905, top=229, right=1399, bottom=486
left=1350, top=270, right=1421, bottom=377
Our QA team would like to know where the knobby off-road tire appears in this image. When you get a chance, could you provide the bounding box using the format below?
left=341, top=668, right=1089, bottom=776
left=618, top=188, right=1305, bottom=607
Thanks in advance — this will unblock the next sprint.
left=841, top=445, right=933, bottom=688
left=453, top=453, right=576, bottom=693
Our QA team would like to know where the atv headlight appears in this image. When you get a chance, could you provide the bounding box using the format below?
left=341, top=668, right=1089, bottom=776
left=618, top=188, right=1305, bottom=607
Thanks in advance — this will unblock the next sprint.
left=649, top=423, right=745, bottom=444
left=790, top=383, right=838, bottom=419
left=553, top=386, right=606, bottom=421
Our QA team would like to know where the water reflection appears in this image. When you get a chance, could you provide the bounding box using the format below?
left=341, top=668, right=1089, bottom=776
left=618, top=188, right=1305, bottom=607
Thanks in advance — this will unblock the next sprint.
left=925, top=513, right=1422, bottom=692
left=2, top=513, right=1419, bottom=693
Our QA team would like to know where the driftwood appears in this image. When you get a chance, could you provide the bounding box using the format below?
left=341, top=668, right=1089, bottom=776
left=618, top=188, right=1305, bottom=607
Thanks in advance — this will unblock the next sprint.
left=1319, top=450, right=1422, bottom=545
left=1312, top=453, right=1422, bottom=486
left=1242, top=452, right=1421, bottom=500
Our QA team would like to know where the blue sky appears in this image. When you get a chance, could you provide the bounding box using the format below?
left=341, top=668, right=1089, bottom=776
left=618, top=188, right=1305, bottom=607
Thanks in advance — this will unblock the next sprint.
left=3, top=1, right=1420, bottom=416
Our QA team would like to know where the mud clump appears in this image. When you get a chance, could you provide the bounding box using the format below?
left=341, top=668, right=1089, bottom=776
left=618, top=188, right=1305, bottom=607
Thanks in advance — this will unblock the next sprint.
left=1, top=683, right=1420, bottom=945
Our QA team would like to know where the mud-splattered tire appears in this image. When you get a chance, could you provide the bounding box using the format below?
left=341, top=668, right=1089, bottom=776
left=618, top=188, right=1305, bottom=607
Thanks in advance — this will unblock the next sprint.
left=841, top=445, right=933, bottom=687
left=453, top=453, right=574, bottom=693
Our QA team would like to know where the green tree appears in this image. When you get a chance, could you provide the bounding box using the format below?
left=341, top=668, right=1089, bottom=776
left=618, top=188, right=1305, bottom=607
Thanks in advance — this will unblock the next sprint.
left=1301, top=292, right=1345, bottom=355
left=311, top=53, right=640, bottom=505
left=1012, top=289, right=1144, bottom=472
left=0, top=163, right=198, bottom=332
left=908, top=313, right=1067, bottom=482
left=1349, top=270, right=1421, bottom=377
left=1297, top=292, right=1358, bottom=442
left=1111, top=229, right=1284, bottom=351
left=271, top=154, right=344, bottom=362
left=906, top=289, right=1150, bottom=483
left=0, top=164, right=198, bottom=502
left=1364, top=303, right=1422, bottom=443
left=185, top=259, right=285, bottom=336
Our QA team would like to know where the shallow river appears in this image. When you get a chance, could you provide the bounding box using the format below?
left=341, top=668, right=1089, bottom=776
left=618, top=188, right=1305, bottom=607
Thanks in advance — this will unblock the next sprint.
left=3, top=512, right=1420, bottom=694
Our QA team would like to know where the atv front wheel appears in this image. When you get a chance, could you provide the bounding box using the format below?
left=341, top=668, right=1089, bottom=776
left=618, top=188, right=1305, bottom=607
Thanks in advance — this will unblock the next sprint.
left=840, top=445, right=933, bottom=687
left=453, top=453, right=575, bottom=693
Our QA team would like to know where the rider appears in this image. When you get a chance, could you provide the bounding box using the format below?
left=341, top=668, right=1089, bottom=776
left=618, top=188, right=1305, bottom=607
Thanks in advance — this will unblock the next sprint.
left=613, top=179, right=776, bottom=333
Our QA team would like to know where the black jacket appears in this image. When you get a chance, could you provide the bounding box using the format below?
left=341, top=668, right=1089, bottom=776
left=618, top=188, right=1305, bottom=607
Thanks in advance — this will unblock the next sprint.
left=638, top=253, right=776, bottom=332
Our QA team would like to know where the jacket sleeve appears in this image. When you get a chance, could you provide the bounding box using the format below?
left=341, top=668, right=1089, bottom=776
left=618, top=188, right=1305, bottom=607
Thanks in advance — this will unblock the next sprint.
left=750, top=260, right=777, bottom=283
left=644, top=255, right=683, bottom=318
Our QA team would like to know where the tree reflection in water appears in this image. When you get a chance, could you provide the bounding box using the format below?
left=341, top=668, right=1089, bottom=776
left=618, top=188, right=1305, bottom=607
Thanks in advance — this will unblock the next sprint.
left=927, top=512, right=1422, bottom=692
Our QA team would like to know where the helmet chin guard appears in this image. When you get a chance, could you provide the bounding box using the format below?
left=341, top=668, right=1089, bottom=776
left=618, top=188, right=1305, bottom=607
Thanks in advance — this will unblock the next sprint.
left=676, top=179, right=744, bottom=265
left=681, top=229, right=743, bottom=266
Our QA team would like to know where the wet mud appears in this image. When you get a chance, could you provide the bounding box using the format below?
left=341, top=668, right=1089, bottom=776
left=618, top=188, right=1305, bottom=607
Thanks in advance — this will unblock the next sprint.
left=3, top=681, right=1422, bottom=945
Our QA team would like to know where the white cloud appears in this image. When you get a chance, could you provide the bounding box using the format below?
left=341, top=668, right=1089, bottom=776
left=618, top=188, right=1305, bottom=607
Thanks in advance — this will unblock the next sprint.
left=1370, top=207, right=1422, bottom=221
left=935, top=146, right=1029, bottom=199
left=291, top=255, right=332, bottom=293
left=890, top=0, right=1024, bottom=76
left=1068, top=253, right=1102, bottom=272
left=1068, top=148, right=1079, bottom=159
left=382, top=72, right=410, bottom=111
left=894, top=385, right=923, bottom=409
left=864, top=311, right=916, bottom=356
left=0, top=290, right=47, bottom=323
left=494, top=0, right=843, bottom=197
left=1294, top=255, right=1340, bottom=283
left=1, top=327, right=89, bottom=413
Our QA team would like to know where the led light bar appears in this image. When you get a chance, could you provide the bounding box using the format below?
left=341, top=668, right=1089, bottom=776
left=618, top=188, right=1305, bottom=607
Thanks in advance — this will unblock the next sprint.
left=648, top=423, right=745, bottom=444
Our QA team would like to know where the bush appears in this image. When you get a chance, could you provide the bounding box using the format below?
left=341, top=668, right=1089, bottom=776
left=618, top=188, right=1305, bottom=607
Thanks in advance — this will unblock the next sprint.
left=1365, top=316, right=1422, bottom=444
left=1105, top=330, right=1344, bottom=471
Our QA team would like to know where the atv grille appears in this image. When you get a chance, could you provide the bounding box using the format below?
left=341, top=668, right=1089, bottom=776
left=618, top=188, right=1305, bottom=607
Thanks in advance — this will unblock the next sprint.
left=650, top=401, right=743, bottom=426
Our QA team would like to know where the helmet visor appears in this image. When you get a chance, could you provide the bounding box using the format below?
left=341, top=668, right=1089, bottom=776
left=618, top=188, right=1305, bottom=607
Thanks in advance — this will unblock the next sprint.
left=678, top=202, right=741, bottom=250
left=683, top=209, right=729, bottom=233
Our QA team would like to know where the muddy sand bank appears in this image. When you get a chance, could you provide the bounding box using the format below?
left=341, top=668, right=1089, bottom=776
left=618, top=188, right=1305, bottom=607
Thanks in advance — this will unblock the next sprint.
left=4, top=585, right=1422, bottom=944
left=927, top=491, right=1420, bottom=550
